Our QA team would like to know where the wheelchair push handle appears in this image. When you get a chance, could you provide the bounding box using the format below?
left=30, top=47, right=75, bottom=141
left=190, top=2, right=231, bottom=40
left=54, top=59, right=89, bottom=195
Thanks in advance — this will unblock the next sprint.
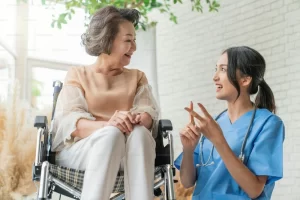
left=51, top=80, right=63, bottom=120
left=53, top=81, right=63, bottom=95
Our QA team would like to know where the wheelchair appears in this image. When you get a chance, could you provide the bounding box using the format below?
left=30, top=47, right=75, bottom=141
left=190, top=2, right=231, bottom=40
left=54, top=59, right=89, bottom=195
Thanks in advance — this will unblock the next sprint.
left=32, top=81, right=177, bottom=200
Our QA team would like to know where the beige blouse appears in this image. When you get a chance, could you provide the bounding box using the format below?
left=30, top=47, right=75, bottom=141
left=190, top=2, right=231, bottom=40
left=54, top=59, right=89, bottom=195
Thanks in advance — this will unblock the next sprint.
left=52, top=66, right=160, bottom=151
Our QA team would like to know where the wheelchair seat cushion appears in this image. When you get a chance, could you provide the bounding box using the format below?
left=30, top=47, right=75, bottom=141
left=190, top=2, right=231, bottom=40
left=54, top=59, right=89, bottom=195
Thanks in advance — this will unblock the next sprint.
left=49, top=164, right=162, bottom=193
left=49, top=164, right=124, bottom=192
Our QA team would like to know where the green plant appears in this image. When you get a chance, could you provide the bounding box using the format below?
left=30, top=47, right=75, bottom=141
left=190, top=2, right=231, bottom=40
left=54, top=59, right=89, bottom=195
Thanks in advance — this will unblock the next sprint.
left=20, top=0, right=220, bottom=30
left=31, top=79, right=43, bottom=97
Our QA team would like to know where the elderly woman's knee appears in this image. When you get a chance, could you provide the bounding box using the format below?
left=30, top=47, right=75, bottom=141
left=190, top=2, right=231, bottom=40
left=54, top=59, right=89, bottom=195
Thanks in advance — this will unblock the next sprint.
left=131, top=125, right=150, bottom=135
left=130, top=125, right=155, bottom=145
left=92, top=126, right=125, bottom=147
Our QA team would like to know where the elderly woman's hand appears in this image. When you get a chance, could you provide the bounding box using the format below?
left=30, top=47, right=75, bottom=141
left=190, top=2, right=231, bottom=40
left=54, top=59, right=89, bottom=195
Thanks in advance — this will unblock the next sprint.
left=107, top=110, right=137, bottom=134
left=134, top=112, right=153, bottom=130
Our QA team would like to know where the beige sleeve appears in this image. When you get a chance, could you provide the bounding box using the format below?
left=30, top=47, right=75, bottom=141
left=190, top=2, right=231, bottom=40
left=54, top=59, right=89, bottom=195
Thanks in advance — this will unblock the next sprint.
left=130, top=72, right=160, bottom=137
left=64, top=67, right=84, bottom=92
left=130, top=84, right=160, bottom=120
left=52, top=85, right=95, bottom=152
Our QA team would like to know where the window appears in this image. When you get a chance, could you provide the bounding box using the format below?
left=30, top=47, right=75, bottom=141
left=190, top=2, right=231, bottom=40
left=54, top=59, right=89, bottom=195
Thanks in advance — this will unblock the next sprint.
left=28, top=0, right=95, bottom=64
left=31, top=67, right=67, bottom=110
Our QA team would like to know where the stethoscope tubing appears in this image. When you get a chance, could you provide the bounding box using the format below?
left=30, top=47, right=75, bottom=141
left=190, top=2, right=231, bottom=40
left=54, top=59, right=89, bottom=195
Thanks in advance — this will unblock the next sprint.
left=211, top=105, right=257, bottom=163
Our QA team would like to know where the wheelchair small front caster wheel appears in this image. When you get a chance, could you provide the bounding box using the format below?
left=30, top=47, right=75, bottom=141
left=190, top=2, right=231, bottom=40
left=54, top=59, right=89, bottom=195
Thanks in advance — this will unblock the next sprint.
left=154, top=188, right=163, bottom=197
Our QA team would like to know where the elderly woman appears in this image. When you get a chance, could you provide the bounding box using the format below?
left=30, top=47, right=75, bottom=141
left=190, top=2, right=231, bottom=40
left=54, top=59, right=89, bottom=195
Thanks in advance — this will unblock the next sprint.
left=52, top=6, right=159, bottom=200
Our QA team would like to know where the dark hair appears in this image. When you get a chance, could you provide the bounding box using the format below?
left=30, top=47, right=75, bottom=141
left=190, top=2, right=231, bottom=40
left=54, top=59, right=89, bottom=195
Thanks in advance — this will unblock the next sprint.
left=81, top=6, right=140, bottom=56
left=223, top=46, right=276, bottom=113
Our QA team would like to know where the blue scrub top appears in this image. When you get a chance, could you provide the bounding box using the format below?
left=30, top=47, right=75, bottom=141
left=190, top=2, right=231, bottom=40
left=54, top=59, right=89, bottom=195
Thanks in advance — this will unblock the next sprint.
left=174, top=108, right=285, bottom=200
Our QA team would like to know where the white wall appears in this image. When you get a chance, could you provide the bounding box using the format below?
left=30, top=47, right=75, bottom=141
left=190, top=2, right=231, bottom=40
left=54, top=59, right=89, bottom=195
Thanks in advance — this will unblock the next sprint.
left=129, top=27, right=159, bottom=101
left=153, top=0, right=300, bottom=199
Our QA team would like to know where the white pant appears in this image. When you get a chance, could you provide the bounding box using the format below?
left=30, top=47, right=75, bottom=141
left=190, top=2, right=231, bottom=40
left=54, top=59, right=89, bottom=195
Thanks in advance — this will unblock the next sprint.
left=56, top=125, right=156, bottom=200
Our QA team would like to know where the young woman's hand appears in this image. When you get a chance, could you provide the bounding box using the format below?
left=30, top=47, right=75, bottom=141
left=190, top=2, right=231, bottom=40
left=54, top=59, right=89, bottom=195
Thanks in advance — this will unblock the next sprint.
left=134, top=112, right=153, bottom=130
left=107, top=110, right=137, bottom=134
left=184, top=103, right=224, bottom=145
left=180, top=102, right=202, bottom=153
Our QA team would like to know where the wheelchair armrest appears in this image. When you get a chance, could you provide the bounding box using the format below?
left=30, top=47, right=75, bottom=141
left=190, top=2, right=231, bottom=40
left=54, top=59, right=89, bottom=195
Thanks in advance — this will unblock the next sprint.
left=155, top=120, right=174, bottom=166
left=34, top=116, right=48, bottom=128
left=158, top=119, right=173, bottom=132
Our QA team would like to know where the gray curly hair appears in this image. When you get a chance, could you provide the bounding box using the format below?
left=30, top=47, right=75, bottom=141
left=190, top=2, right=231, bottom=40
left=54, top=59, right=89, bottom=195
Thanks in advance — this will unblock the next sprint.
left=81, top=6, right=140, bottom=56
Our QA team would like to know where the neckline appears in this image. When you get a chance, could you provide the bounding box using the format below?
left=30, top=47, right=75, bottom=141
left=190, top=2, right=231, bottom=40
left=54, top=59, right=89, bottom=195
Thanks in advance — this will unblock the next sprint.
left=86, top=66, right=128, bottom=77
left=226, top=108, right=257, bottom=126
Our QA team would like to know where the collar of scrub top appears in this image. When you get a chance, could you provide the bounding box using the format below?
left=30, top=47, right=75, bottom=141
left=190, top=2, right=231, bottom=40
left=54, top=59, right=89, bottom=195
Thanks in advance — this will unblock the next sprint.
left=196, top=103, right=257, bottom=167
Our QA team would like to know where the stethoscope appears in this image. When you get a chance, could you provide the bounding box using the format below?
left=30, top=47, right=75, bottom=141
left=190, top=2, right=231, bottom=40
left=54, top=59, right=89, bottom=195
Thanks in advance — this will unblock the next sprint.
left=197, top=105, right=257, bottom=167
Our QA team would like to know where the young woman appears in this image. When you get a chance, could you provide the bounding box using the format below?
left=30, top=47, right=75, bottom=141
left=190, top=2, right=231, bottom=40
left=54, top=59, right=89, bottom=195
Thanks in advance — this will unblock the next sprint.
left=52, top=6, right=159, bottom=200
left=175, top=46, right=285, bottom=200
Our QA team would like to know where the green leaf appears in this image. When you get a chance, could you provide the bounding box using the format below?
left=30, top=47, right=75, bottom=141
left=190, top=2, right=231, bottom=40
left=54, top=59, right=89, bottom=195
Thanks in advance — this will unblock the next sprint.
left=151, top=2, right=162, bottom=7
left=66, top=2, right=71, bottom=9
left=60, top=18, right=67, bottom=24
left=212, top=1, right=220, bottom=8
left=144, top=0, right=150, bottom=6
left=30, top=0, right=221, bottom=31
left=51, top=21, right=56, bottom=28
left=150, top=21, right=158, bottom=26
left=150, top=0, right=156, bottom=6
left=59, top=13, right=68, bottom=20
left=170, top=13, right=177, bottom=24
left=141, top=23, right=146, bottom=31
left=159, top=8, right=167, bottom=13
